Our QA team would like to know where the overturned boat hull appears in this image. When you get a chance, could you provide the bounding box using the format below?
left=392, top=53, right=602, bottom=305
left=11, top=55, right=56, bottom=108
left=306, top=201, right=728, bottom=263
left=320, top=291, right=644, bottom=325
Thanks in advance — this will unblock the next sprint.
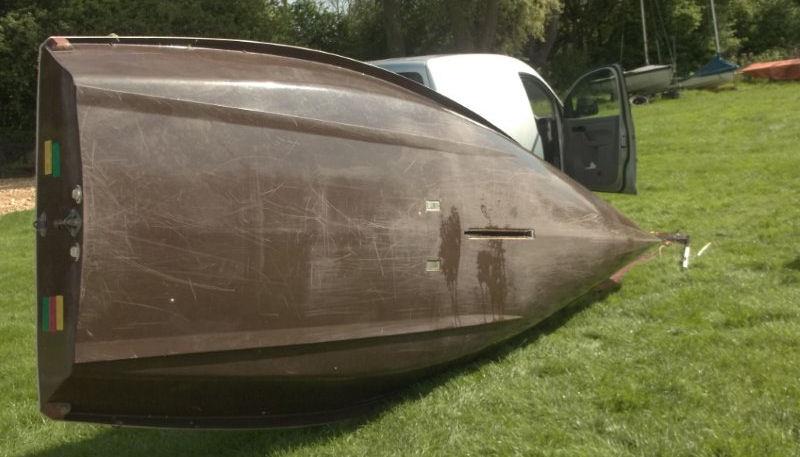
left=742, top=58, right=800, bottom=81
left=36, top=37, right=657, bottom=428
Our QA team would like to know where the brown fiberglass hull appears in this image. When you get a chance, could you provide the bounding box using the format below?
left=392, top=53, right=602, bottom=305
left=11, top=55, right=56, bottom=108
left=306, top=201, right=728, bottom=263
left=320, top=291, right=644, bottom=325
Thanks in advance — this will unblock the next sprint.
left=35, top=37, right=657, bottom=428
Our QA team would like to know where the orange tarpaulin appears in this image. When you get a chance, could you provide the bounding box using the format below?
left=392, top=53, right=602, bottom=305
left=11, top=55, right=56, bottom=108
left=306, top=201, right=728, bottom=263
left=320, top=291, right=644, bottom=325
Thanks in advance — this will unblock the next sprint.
left=741, top=58, right=800, bottom=81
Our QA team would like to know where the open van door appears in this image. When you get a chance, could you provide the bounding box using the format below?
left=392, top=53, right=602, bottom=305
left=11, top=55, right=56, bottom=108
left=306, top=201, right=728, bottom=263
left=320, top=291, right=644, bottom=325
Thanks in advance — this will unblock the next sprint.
left=561, top=65, right=637, bottom=194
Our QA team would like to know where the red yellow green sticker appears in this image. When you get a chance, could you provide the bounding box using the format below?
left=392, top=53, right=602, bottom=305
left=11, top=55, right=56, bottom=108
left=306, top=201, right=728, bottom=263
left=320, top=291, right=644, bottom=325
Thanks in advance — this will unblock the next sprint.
left=41, top=295, right=64, bottom=332
left=43, top=140, right=61, bottom=177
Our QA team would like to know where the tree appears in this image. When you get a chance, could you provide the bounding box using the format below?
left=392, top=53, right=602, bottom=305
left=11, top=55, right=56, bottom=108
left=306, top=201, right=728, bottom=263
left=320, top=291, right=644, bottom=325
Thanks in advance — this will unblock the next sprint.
left=382, top=0, right=405, bottom=56
left=289, top=0, right=348, bottom=52
left=477, top=0, right=500, bottom=51
left=526, top=11, right=560, bottom=69
left=0, top=7, right=47, bottom=135
left=447, top=0, right=474, bottom=52
left=730, top=0, right=800, bottom=60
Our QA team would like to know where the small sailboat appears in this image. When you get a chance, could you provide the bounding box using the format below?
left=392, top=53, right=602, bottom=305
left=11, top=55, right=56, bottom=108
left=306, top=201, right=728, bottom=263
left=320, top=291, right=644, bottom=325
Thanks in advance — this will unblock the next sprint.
left=624, top=0, right=674, bottom=95
left=624, top=64, right=674, bottom=94
left=678, top=0, right=738, bottom=89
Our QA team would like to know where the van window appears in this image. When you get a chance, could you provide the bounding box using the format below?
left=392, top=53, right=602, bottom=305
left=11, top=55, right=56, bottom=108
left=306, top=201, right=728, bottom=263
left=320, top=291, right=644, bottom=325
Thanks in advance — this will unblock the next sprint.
left=520, top=75, right=556, bottom=118
left=399, top=72, right=424, bottom=85
left=519, top=74, right=561, bottom=167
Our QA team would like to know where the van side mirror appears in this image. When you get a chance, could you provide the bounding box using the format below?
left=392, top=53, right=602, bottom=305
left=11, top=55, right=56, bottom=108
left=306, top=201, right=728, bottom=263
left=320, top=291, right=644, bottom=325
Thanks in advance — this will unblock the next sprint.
left=576, top=97, right=599, bottom=116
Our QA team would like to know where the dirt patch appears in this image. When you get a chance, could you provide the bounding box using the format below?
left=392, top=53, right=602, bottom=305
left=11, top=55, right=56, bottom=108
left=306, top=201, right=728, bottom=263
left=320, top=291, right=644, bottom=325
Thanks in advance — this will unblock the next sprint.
left=0, top=177, right=35, bottom=215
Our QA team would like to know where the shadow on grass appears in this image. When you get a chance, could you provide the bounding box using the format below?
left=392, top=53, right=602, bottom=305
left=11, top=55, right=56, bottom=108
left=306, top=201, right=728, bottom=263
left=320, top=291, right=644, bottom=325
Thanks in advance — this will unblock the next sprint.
left=24, top=285, right=618, bottom=457
left=785, top=256, right=800, bottom=271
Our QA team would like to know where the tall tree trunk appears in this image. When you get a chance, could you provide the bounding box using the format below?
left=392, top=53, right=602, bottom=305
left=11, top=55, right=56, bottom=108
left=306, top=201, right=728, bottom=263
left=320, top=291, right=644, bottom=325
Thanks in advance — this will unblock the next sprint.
left=383, top=0, right=405, bottom=56
left=448, top=0, right=474, bottom=52
left=478, top=0, right=500, bottom=51
left=528, top=12, right=561, bottom=69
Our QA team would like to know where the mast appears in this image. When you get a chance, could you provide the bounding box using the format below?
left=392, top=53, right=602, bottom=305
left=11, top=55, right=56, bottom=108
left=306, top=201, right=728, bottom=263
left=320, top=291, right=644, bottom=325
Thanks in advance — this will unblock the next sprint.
left=640, top=0, right=650, bottom=65
left=709, top=0, right=721, bottom=54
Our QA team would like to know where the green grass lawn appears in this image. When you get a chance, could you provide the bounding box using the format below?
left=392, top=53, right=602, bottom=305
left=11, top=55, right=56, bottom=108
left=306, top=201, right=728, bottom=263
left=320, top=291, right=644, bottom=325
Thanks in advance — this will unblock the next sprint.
left=2, top=82, right=800, bottom=456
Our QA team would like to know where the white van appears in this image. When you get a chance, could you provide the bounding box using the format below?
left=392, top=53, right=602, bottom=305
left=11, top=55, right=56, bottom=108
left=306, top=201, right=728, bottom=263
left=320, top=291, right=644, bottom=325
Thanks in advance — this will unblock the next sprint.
left=370, top=54, right=638, bottom=194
